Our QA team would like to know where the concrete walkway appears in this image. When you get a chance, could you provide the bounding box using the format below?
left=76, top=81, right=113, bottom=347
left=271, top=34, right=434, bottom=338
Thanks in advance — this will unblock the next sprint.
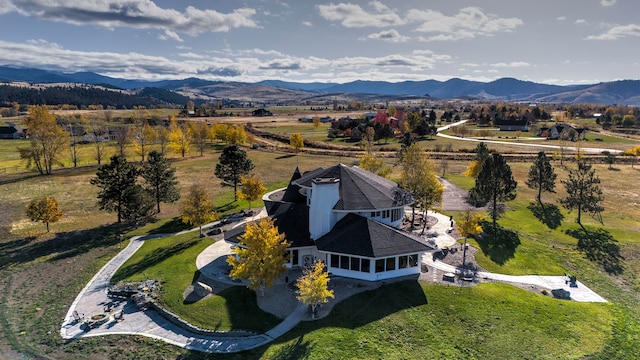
left=60, top=208, right=607, bottom=355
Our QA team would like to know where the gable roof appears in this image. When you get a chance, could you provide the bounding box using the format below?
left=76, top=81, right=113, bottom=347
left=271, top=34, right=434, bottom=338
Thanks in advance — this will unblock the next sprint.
left=315, top=213, right=433, bottom=258
left=294, top=164, right=413, bottom=210
left=0, top=126, right=18, bottom=135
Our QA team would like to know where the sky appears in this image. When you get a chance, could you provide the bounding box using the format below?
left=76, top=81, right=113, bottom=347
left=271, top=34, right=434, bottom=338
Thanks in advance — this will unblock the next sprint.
left=0, top=0, right=638, bottom=85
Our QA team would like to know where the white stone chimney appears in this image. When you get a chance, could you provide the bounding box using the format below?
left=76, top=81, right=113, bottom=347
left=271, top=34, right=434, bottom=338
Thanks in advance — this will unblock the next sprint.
left=309, top=177, right=340, bottom=240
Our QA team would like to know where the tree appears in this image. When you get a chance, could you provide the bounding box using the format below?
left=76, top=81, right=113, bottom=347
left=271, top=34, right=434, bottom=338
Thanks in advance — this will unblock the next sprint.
left=237, top=176, right=267, bottom=210
left=602, top=151, right=616, bottom=170
left=91, top=155, right=146, bottom=223
left=155, top=126, right=170, bottom=154
left=227, top=218, right=290, bottom=296
left=560, top=161, right=604, bottom=231
left=140, top=150, right=180, bottom=213
left=18, top=105, right=69, bottom=175
left=400, top=144, right=442, bottom=227
left=226, top=125, right=247, bottom=145
left=457, top=210, right=483, bottom=239
left=215, top=145, right=254, bottom=201
left=88, top=120, right=107, bottom=165
left=295, top=260, right=334, bottom=318
left=189, top=121, right=211, bottom=156
left=312, top=116, right=321, bottom=129
left=112, top=126, right=133, bottom=157
left=134, top=123, right=156, bottom=162
left=169, top=121, right=192, bottom=157
left=464, top=142, right=490, bottom=178
left=360, top=127, right=376, bottom=154
left=290, top=133, right=304, bottom=153
left=181, top=184, right=217, bottom=237
left=525, top=151, right=557, bottom=206
left=471, top=153, right=518, bottom=230
left=358, top=153, right=391, bottom=177
left=26, top=196, right=62, bottom=232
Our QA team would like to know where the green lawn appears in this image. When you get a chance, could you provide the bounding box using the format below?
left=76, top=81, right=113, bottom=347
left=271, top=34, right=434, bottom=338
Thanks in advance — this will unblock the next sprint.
left=112, top=232, right=281, bottom=333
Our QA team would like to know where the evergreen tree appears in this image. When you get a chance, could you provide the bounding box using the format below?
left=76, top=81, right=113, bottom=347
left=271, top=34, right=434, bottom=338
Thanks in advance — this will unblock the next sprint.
left=215, top=145, right=254, bottom=201
left=140, top=150, right=180, bottom=213
left=525, top=151, right=557, bottom=206
left=91, top=155, right=143, bottom=223
left=472, top=153, right=518, bottom=230
left=560, top=161, right=604, bottom=230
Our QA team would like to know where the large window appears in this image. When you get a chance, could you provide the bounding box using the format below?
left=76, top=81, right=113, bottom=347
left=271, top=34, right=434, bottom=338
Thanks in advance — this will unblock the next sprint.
left=386, top=257, right=395, bottom=271
left=340, top=255, right=349, bottom=269
left=290, top=249, right=299, bottom=266
left=361, top=258, right=370, bottom=273
left=350, top=257, right=360, bottom=271
left=375, top=259, right=385, bottom=273
left=409, top=254, right=418, bottom=267
left=331, top=254, right=339, bottom=268
left=398, top=255, right=408, bottom=269
left=329, top=253, right=371, bottom=273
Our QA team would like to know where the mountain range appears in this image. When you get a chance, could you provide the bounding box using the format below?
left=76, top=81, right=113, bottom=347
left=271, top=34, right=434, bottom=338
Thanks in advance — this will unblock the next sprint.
left=1, top=65, right=639, bottom=105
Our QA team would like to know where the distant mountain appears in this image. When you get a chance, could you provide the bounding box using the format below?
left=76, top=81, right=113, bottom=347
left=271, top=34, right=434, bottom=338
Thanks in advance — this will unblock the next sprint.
left=1, top=65, right=640, bottom=105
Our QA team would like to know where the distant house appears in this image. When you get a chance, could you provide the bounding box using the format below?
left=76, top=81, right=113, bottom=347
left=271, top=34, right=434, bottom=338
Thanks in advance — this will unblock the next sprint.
left=225, top=164, right=433, bottom=281
left=252, top=108, right=273, bottom=117
left=538, top=123, right=586, bottom=141
left=0, top=126, right=20, bottom=139
left=299, top=116, right=332, bottom=123
left=494, top=117, right=529, bottom=131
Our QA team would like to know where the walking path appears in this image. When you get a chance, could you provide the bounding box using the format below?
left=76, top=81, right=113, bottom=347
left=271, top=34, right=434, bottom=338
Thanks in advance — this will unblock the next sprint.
left=60, top=208, right=606, bottom=354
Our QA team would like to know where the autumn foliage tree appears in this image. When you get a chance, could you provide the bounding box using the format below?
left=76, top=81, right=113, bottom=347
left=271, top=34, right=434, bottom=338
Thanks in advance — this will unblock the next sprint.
left=237, top=176, right=267, bottom=210
left=457, top=210, right=483, bottom=239
left=181, top=184, right=217, bottom=237
left=169, top=121, right=192, bottom=157
left=18, top=105, right=69, bottom=175
left=400, top=144, right=443, bottom=227
left=227, top=218, right=290, bottom=296
left=295, top=260, right=334, bottom=318
left=290, top=132, right=304, bottom=153
left=26, top=196, right=63, bottom=232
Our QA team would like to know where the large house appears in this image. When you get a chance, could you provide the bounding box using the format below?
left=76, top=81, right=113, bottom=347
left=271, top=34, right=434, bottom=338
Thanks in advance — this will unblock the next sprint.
left=225, top=164, right=434, bottom=281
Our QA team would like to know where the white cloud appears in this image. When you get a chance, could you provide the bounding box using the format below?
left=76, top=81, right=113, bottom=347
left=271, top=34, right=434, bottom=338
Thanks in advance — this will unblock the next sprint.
left=159, top=30, right=183, bottom=42
left=574, top=19, right=586, bottom=25
left=586, top=24, right=640, bottom=40
left=317, top=2, right=405, bottom=28
left=2, top=0, right=259, bottom=35
left=302, top=21, right=312, bottom=26
left=491, top=62, right=531, bottom=68
left=366, top=29, right=409, bottom=43
left=556, top=16, right=566, bottom=21
left=600, top=0, right=617, bottom=7
left=407, top=7, right=523, bottom=41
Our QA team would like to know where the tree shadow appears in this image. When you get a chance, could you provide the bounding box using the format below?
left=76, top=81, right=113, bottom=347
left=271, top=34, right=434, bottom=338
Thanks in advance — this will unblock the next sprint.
left=217, top=286, right=282, bottom=333
left=0, top=223, right=132, bottom=270
left=565, top=227, right=624, bottom=275
left=475, top=222, right=521, bottom=265
left=276, top=154, right=295, bottom=159
left=216, top=201, right=239, bottom=213
left=111, top=237, right=202, bottom=282
left=527, top=202, right=564, bottom=229
left=269, top=336, right=314, bottom=360
left=147, top=217, right=190, bottom=235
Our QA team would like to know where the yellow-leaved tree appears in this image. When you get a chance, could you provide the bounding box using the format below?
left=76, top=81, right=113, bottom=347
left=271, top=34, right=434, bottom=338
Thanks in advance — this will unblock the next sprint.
left=457, top=210, right=483, bottom=239
left=26, top=196, right=63, bottom=232
left=169, top=120, right=192, bottom=157
left=358, top=153, right=391, bottom=177
left=18, top=105, right=69, bottom=175
left=295, top=260, right=334, bottom=318
left=181, top=184, right=217, bottom=237
left=290, top=132, right=304, bottom=154
left=237, top=176, right=267, bottom=210
left=227, top=218, right=290, bottom=296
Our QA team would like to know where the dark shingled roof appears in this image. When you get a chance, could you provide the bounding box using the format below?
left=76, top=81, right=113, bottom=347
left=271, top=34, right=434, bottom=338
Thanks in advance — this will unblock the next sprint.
left=281, top=166, right=305, bottom=203
left=294, top=164, right=413, bottom=211
left=225, top=203, right=314, bottom=249
left=315, top=213, right=433, bottom=258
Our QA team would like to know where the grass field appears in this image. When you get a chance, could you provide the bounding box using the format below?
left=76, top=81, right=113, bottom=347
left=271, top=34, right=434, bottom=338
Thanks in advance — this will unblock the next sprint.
left=0, top=121, right=639, bottom=359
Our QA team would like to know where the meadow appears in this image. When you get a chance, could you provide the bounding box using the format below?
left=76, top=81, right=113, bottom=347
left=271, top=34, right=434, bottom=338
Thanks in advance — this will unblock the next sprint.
left=0, top=115, right=638, bottom=359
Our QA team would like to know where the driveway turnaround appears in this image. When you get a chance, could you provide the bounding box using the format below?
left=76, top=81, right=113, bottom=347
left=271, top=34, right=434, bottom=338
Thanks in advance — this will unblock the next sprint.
left=60, top=209, right=606, bottom=354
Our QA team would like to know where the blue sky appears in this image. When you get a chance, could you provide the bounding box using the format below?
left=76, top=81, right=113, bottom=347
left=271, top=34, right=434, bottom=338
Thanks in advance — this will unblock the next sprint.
left=0, top=0, right=638, bottom=85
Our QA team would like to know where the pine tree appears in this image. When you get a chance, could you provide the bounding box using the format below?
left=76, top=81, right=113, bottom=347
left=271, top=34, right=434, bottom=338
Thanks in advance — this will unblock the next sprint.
left=215, top=145, right=254, bottom=201
left=525, top=151, right=557, bottom=206
left=141, top=150, right=180, bottom=213
left=91, top=155, right=141, bottom=223
left=472, top=153, right=518, bottom=230
left=560, top=161, right=604, bottom=230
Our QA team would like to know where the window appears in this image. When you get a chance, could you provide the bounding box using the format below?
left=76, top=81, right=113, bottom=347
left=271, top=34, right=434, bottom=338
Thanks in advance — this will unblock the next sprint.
left=350, top=257, right=360, bottom=271
left=409, top=254, right=418, bottom=267
left=391, top=208, right=402, bottom=222
left=375, top=259, right=385, bottom=273
left=398, top=255, right=408, bottom=269
left=291, top=249, right=299, bottom=266
left=331, top=254, right=339, bottom=268
left=386, top=257, right=395, bottom=271
left=340, top=255, right=349, bottom=269
left=370, top=211, right=376, bottom=217
left=382, top=210, right=389, bottom=218
left=361, top=258, right=370, bottom=272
